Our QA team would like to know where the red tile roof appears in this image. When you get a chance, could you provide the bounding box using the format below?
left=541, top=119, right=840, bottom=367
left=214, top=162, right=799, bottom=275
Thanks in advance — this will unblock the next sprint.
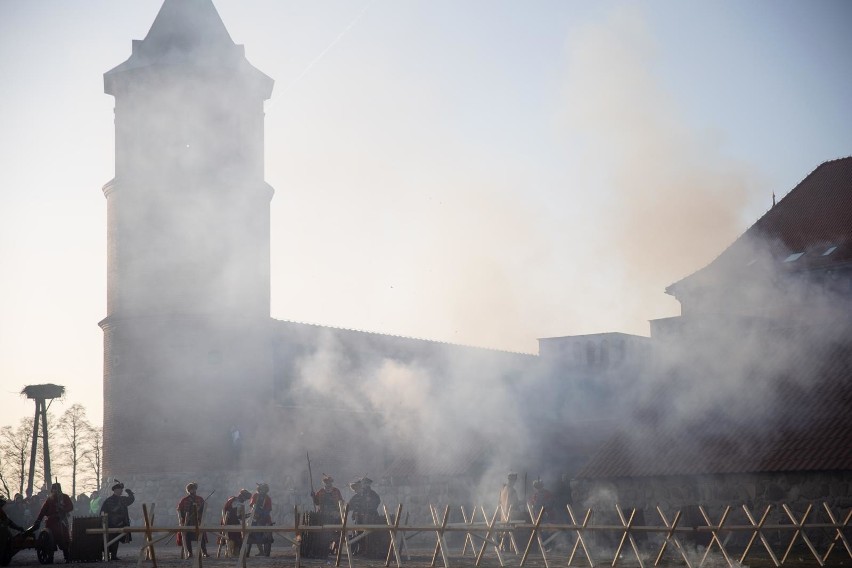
left=580, top=158, right=852, bottom=479
left=669, top=157, right=852, bottom=296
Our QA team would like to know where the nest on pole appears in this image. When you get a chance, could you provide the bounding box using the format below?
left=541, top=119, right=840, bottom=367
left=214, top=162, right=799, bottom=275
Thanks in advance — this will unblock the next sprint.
left=21, top=384, right=65, bottom=400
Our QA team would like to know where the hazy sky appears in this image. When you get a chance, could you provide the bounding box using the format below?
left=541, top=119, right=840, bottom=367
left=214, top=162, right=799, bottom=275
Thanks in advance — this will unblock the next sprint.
left=1, top=0, right=850, bottom=430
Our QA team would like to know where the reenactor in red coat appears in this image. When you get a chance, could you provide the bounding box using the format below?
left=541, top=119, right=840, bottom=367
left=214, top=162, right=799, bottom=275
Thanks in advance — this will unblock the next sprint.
left=528, top=479, right=554, bottom=521
left=220, top=489, right=251, bottom=556
left=247, top=483, right=273, bottom=556
left=34, top=483, right=74, bottom=561
left=312, top=475, right=344, bottom=523
left=177, top=482, right=208, bottom=557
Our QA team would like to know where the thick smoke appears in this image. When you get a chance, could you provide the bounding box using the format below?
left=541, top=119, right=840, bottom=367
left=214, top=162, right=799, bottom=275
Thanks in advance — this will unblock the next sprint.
left=561, top=6, right=762, bottom=334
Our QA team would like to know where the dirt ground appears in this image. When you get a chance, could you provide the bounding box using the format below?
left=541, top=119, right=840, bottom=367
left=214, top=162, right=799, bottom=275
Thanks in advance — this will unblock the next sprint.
left=5, top=542, right=840, bottom=568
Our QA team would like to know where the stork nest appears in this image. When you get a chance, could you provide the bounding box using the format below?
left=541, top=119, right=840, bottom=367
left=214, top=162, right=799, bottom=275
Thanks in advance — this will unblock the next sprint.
left=21, top=384, right=65, bottom=400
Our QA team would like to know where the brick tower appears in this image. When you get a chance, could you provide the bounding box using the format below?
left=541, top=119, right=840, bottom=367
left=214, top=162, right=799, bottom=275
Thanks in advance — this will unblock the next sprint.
left=100, top=0, right=275, bottom=476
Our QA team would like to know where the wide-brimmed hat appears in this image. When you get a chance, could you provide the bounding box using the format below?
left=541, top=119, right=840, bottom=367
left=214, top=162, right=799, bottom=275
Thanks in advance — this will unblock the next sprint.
left=238, top=489, right=252, bottom=500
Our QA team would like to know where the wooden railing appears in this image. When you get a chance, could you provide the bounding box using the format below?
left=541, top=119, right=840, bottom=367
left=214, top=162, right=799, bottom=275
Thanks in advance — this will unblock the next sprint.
left=87, top=501, right=851, bottom=568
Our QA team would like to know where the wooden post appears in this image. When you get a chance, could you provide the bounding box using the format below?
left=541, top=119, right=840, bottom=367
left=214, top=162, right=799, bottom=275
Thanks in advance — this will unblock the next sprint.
left=335, top=501, right=350, bottom=568
left=102, top=511, right=110, bottom=562
left=520, top=505, right=545, bottom=567
left=384, top=503, right=403, bottom=568
left=294, top=505, right=301, bottom=568
left=142, top=503, right=158, bottom=568
left=27, top=401, right=40, bottom=496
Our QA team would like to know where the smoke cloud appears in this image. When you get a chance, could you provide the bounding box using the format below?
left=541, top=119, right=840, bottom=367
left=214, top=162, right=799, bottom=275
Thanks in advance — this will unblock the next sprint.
left=561, top=6, right=762, bottom=333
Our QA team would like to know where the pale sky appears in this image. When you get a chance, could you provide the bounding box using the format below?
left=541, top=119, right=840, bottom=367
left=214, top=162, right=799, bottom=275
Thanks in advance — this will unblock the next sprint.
left=1, top=0, right=851, bottom=431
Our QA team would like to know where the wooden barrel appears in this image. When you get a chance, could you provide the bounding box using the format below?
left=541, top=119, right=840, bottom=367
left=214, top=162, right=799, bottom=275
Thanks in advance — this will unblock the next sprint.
left=358, top=513, right=390, bottom=560
left=69, top=516, right=104, bottom=562
left=299, top=511, right=332, bottom=559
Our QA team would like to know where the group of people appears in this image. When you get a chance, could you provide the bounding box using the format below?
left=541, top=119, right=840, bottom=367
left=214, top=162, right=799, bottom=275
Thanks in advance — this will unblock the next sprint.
left=210, top=482, right=273, bottom=558
left=311, top=475, right=382, bottom=524
left=0, top=480, right=134, bottom=563
left=213, top=474, right=383, bottom=559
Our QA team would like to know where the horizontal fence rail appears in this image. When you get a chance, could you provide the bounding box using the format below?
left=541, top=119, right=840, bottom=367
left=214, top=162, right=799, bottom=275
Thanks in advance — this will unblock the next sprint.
left=84, top=501, right=852, bottom=568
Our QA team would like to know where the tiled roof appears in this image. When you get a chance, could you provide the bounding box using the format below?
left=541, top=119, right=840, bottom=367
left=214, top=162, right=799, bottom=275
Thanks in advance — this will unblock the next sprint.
left=669, top=157, right=852, bottom=295
left=576, top=339, right=852, bottom=479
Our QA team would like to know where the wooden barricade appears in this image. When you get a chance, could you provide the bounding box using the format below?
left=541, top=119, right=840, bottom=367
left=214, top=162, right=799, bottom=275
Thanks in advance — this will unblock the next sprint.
left=85, top=500, right=852, bottom=568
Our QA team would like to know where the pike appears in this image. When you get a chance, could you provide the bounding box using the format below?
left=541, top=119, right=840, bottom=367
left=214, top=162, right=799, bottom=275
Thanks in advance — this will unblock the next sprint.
left=306, top=451, right=315, bottom=495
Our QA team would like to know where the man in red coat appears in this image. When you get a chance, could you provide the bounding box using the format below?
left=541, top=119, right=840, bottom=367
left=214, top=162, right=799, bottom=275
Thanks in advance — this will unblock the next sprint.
left=34, top=483, right=74, bottom=561
left=177, top=482, right=208, bottom=557
left=220, top=489, right=251, bottom=556
left=528, top=479, right=554, bottom=521
left=311, top=474, right=344, bottom=523
left=247, top=483, right=273, bottom=557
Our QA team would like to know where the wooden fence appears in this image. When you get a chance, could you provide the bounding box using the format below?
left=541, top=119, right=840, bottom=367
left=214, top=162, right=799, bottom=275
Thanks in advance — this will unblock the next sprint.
left=86, top=501, right=851, bottom=568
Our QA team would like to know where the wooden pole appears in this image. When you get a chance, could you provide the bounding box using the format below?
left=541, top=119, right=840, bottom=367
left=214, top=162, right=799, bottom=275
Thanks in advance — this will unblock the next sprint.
left=27, top=401, right=40, bottom=496
left=41, top=400, right=51, bottom=489
left=142, top=503, right=158, bottom=568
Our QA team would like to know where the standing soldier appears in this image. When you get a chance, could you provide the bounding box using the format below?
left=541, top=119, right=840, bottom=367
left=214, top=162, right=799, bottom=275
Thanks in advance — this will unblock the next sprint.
left=34, top=482, right=74, bottom=561
left=312, top=475, right=344, bottom=523
left=527, top=479, right=553, bottom=521
left=220, top=489, right=251, bottom=557
left=345, top=480, right=363, bottom=555
left=177, top=482, right=209, bottom=558
left=100, top=481, right=135, bottom=561
left=350, top=477, right=385, bottom=558
left=247, top=483, right=273, bottom=557
left=498, top=472, right=519, bottom=552
left=357, top=478, right=381, bottom=523
left=311, top=475, right=344, bottom=557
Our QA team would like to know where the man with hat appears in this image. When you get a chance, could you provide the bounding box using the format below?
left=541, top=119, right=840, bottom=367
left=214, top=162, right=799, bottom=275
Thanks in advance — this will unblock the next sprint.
left=220, top=489, right=251, bottom=556
left=100, top=481, right=135, bottom=561
left=177, top=482, right=209, bottom=558
left=357, top=478, right=381, bottom=523
left=34, top=482, right=74, bottom=561
left=353, top=477, right=386, bottom=558
left=247, top=483, right=273, bottom=557
left=311, top=475, right=344, bottom=524
left=344, top=480, right=364, bottom=555
left=498, top=473, right=520, bottom=552
left=528, top=479, right=553, bottom=521
left=346, top=480, right=362, bottom=520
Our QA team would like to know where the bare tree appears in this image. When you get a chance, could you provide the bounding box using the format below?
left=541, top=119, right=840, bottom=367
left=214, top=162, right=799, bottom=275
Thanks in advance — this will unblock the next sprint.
left=83, top=426, right=103, bottom=491
left=0, top=451, right=12, bottom=498
left=56, top=404, right=92, bottom=498
left=1, top=418, right=33, bottom=496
